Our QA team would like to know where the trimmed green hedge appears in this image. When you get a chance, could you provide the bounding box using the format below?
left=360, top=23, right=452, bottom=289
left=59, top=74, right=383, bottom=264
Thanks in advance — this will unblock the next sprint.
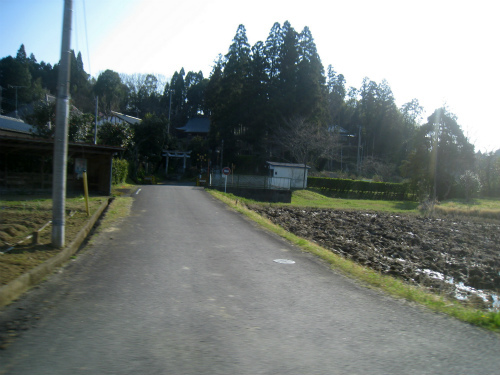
left=308, top=177, right=416, bottom=201
left=112, top=158, right=129, bottom=185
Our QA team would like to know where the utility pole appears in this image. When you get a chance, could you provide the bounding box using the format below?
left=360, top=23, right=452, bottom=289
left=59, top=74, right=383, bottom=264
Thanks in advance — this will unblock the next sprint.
left=433, top=121, right=440, bottom=202
left=168, top=89, right=173, bottom=134
left=221, top=139, right=224, bottom=169
left=52, top=0, right=72, bottom=248
left=94, top=96, right=98, bottom=144
left=8, top=84, right=27, bottom=118
left=356, top=126, right=361, bottom=174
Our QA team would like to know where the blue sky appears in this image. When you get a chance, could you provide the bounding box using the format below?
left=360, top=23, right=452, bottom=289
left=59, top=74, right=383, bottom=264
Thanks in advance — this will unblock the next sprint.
left=1, top=0, right=498, bottom=152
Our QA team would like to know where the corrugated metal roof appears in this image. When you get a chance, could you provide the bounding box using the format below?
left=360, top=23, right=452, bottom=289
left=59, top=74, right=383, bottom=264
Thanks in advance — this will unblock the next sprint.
left=266, top=161, right=311, bottom=169
left=0, top=115, right=34, bottom=134
left=109, top=111, right=141, bottom=125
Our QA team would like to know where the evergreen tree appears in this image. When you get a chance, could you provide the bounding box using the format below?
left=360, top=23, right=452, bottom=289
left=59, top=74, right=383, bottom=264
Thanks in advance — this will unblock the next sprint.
left=207, top=25, right=253, bottom=165
left=70, top=50, right=93, bottom=112
left=130, top=113, right=168, bottom=176
left=15, top=44, right=27, bottom=64
left=0, top=55, right=32, bottom=114
left=399, top=98, right=423, bottom=161
left=243, top=40, right=270, bottom=158
left=326, top=65, right=346, bottom=127
left=358, top=78, right=404, bottom=162
left=264, top=22, right=282, bottom=79
left=275, top=21, right=299, bottom=119
left=185, top=71, right=208, bottom=117
left=169, top=68, right=187, bottom=129
left=402, top=108, right=475, bottom=199
left=296, top=26, right=326, bottom=123
left=94, top=69, right=128, bottom=113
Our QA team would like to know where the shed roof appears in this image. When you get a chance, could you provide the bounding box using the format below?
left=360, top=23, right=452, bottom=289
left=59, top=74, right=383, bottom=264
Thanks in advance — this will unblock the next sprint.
left=266, top=161, right=311, bottom=169
left=109, top=111, right=141, bottom=125
left=328, top=125, right=356, bottom=137
left=0, top=134, right=124, bottom=155
left=177, top=118, right=210, bottom=133
left=0, top=115, right=34, bottom=135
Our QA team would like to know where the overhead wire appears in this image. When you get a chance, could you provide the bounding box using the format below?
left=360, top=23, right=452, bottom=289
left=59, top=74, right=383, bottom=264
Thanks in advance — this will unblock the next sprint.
left=82, top=0, right=92, bottom=77
left=72, top=0, right=92, bottom=77
left=74, top=1, right=79, bottom=57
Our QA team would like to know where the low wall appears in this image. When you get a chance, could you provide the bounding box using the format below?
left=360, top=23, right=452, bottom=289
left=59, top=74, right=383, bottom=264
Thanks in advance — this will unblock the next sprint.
left=209, top=187, right=292, bottom=203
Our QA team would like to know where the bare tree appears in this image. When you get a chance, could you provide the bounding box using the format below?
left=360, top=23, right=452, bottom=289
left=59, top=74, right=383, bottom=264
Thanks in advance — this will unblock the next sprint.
left=275, top=116, right=338, bottom=187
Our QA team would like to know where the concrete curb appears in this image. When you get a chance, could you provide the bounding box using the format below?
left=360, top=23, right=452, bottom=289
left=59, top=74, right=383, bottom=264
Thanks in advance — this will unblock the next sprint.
left=0, top=199, right=111, bottom=308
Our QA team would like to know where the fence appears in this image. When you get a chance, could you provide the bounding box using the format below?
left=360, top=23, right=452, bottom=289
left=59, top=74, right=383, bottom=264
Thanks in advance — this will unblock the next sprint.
left=210, top=174, right=292, bottom=190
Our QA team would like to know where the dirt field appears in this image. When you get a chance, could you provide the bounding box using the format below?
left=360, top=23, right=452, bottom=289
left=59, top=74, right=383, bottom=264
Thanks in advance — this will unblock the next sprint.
left=250, top=205, right=500, bottom=310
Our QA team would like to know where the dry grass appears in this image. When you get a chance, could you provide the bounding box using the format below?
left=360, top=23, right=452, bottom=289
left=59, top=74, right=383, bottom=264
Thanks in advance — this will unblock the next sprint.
left=432, top=198, right=500, bottom=220
left=0, top=196, right=106, bottom=285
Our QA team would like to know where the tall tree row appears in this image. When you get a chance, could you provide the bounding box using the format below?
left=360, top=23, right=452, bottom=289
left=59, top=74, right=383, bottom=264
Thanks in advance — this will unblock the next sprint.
left=1, top=24, right=485, bottom=197
left=205, top=21, right=328, bottom=169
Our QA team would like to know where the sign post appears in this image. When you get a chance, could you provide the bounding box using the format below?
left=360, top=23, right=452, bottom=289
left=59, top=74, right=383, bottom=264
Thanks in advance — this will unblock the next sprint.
left=222, top=167, right=231, bottom=193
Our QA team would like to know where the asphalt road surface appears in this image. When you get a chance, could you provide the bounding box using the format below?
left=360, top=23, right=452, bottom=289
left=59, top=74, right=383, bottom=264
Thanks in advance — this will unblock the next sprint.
left=1, top=185, right=499, bottom=374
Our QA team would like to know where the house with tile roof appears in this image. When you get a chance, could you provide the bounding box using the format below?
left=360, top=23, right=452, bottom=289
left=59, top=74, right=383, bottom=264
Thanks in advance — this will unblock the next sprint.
left=176, top=117, right=210, bottom=137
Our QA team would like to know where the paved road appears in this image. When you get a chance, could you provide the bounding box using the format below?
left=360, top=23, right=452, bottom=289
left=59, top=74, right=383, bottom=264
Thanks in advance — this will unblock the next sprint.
left=1, top=185, right=499, bottom=374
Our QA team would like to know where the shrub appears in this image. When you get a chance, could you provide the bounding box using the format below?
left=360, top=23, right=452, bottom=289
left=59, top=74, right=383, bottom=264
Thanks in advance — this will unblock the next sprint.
left=112, top=158, right=129, bottom=185
left=308, top=177, right=415, bottom=201
left=459, top=170, right=482, bottom=202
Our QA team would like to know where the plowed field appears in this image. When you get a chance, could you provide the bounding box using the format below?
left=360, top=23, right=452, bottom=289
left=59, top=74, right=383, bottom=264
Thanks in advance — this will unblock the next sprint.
left=250, top=205, right=500, bottom=310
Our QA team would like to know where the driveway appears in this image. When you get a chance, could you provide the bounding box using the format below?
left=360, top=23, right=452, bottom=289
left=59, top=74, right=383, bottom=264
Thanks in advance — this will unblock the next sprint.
left=1, top=185, right=499, bottom=374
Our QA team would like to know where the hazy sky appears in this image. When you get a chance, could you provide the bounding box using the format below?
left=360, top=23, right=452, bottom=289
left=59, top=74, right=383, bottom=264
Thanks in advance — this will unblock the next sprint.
left=1, top=0, right=498, bottom=152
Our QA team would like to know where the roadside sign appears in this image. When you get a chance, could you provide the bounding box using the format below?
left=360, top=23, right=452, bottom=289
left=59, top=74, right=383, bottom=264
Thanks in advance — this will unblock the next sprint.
left=222, top=167, right=231, bottom=175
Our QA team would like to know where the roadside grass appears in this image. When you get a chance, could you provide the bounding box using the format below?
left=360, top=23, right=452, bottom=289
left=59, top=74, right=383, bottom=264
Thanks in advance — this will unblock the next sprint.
left=111, top=181, right=138, bottom=197
left=87, top=195, right=133, bottom=244
left=436, top=198, right=500, bottom=220
left=208, top=189, right=500, bottom=332
left=1, top=183, right=136, bottom=285
left=290, top=189, right=420, bottom=212
left=227, top=189, right=420, bottom=213
left=0, top=195, right=107, bottom=285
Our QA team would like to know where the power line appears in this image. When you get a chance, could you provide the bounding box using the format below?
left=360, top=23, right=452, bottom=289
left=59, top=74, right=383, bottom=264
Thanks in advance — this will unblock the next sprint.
left=74, top=0, right=79, bottom=55
left=82, top=0, right=92, bottom=76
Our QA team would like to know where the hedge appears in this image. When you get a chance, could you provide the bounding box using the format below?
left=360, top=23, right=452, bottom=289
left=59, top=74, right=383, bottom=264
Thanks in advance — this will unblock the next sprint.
left=308, top=177, right=416, bottom=201
left=112, top=158, right=129, bottom=185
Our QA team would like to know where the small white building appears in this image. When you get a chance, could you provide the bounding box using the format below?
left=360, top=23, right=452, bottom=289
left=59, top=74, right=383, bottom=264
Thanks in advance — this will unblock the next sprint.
left=266, top=161, right=311, bottom=189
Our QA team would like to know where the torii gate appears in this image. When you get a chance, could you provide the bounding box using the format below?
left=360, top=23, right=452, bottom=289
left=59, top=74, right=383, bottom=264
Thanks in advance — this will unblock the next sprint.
left=163, top=150, right=191, bottom=175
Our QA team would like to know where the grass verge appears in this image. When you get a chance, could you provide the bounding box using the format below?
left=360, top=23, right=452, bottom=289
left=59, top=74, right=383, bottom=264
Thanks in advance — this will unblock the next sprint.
left=292, top=189, right=420, bottom=212
left=301, top=189, right=420, bottom=212
left=86, top=196, right=133, bottom=245
left=1, top=184, right=136, bottom=285
left=0, top=196, right=107, bottom=285
left=436, top=198, right=500, bottom=220
left=207, top=189, right=500, bottom=332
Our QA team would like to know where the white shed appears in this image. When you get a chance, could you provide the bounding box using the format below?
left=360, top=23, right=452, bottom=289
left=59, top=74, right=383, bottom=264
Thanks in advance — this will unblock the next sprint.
left=266, top=161, right=311, bottom=189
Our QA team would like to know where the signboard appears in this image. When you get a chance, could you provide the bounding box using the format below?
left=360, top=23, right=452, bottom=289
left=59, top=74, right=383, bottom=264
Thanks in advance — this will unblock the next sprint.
left=75, top=158, right=87, bottom=179
left=222, top=167, right=231, bottom=175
